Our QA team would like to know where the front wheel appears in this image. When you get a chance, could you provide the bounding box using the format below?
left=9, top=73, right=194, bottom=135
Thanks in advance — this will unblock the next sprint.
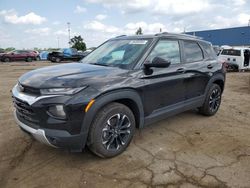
left=26, top=57, right=32, bottom=62
left=87, top=102, right=135, bottom=158
left=4, top=57, right=10, bottom=62
left=199, top=84, right=222, bottom=116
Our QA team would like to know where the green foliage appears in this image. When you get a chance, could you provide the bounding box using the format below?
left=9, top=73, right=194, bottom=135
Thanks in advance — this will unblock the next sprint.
left=70, top=35, right=86, bottom=51
left=135, top=27, right=143, bottom=35
left=5, top=47, right=15, bottom=52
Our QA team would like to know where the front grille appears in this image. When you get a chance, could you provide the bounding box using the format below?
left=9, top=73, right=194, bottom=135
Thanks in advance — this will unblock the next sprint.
left=13, top=97, right=39, bottom=124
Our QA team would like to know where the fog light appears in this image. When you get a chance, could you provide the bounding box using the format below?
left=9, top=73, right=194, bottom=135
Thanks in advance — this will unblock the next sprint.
left=48, top=105, right=66, bottom=119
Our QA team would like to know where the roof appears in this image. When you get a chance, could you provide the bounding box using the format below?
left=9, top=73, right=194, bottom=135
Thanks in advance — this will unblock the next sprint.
left=112, top=32, right=209, bottom=43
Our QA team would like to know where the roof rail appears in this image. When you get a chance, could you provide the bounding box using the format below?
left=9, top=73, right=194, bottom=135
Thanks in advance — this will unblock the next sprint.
left=115, top=35, right=126, bottom=38
left=155, top=32, right=203, bottom=40
left=178, top=33, right=202, bottom=39
left=155, top=32, right=168, bottom=36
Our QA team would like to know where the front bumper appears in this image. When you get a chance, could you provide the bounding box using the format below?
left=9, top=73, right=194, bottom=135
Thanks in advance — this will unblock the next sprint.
left=14, top=110, right=88, bottom=151
left=12, top=84, right=89, bottom=151
left=14, top=110, right=57, bottom=148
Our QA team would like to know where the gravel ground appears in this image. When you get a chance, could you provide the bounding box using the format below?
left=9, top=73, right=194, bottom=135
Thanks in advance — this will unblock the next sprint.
left=0, top=62, right=250, bottom=188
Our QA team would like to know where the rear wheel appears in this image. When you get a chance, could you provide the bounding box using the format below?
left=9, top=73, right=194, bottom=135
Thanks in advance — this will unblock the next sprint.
left=55, top=57, right=61, bottom=63
left=87, top=102, right=135, bottom=158
left=199, top=84, right=222, bottom=116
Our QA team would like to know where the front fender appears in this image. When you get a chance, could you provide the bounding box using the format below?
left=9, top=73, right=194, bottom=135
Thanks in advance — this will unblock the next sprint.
left=79, top=89, right=144, bottom=148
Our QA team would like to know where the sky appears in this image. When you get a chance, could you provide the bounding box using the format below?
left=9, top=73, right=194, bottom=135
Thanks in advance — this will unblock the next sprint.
left=0, top=0, right=250, bottom=49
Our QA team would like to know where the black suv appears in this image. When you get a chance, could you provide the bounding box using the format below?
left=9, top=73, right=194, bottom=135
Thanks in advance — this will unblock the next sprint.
left=12, top=33, right=225, bottom=158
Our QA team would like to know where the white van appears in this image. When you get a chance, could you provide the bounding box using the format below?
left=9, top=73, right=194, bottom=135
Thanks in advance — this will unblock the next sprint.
left=218, top=47, right=250, bottom=71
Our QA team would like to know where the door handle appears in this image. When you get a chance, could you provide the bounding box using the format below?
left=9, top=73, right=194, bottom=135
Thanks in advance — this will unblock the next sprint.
left=176, top=68, right=186, bottom=73
left=207, top=64, right=213, bottom=69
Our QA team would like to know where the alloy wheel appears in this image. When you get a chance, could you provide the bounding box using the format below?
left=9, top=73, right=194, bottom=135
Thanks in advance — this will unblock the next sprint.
left=209, top=88, right=221, bottom=112
left=102, top=113, right=131, bottom=151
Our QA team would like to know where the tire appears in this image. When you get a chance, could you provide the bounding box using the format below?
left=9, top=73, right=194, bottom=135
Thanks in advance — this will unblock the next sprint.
left=87, top=102, right=136, bottom=158
left=26, top=57, right=32, bottom=62
left=55, top=57, right=61, bottom=63
left=4, top=57, right=10, bottom=62
left=199, top=84, right=222, bottom=116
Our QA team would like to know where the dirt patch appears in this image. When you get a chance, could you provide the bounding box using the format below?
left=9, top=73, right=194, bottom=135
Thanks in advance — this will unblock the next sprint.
left=0, top=62, right=250, bottom=188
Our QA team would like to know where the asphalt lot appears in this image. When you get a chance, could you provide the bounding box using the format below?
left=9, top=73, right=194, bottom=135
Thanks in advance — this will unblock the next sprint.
left=0, top=62, right=250, bottom=188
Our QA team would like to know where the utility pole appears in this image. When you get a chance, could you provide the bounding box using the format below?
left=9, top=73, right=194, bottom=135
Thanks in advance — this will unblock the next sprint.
left=57, top=36, right=60, bottom=48
left=67, top=22, right=71, bottom=47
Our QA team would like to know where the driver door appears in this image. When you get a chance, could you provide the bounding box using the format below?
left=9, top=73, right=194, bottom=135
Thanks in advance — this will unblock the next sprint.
left=141, top=39, right=186, bottom=117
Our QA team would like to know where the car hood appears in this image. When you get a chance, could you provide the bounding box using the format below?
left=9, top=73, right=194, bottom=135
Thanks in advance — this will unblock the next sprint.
left=19, top=63, right=129, bottom=88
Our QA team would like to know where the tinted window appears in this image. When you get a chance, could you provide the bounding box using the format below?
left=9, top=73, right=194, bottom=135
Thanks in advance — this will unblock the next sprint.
left=183, top=41, right=203, bottom=63
left=147, top=40, right=180, bottom=64
left=221, top=49, right=241, bottom=56
left=200, top=42, right=216, bottom=59
left=81, top=39, right=151, bottom=69
left=13, top=50, right=21, bottom=54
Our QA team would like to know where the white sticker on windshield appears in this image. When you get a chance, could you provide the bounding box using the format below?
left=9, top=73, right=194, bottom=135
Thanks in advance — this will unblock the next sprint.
left=129, top=40, right=148, bottom=45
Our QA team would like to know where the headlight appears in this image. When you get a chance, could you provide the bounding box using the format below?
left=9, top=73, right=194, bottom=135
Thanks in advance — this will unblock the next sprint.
left=40, top=86, right=87, bottom=95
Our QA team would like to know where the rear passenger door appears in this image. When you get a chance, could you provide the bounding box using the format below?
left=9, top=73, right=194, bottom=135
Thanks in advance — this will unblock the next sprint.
left=180, top=40, right=213, bottom=100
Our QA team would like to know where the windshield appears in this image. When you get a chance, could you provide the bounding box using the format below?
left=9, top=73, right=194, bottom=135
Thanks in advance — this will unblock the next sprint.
left=81, top=39, right=151, bottom=69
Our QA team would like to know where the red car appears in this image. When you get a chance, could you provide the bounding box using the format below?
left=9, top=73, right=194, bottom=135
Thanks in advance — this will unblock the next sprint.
left=0, top=50, right=38, bottom=62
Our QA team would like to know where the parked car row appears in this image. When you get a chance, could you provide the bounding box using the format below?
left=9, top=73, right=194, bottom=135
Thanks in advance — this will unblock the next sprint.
left=0, top=50, right=39, bottom=62
left=47, top=48, right=89, bottom=63
left=0, top=48, right=92, bottom=63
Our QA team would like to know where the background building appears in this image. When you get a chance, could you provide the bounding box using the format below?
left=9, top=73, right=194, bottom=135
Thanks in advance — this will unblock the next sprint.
left=186, top=26, right=250, bottom=47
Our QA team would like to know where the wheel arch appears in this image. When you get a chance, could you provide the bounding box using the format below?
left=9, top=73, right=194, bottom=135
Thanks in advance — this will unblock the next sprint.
left=80, top=89, right=144, bottom=148
left=213, top=79, right=224, bottom=92
left=205, top=73, right=225, bottom=94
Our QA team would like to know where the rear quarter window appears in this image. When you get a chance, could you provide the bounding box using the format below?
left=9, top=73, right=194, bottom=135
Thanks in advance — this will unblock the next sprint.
left=183, top=41, right=203, bottom=63
left=199, top=42, right=216, bottom=60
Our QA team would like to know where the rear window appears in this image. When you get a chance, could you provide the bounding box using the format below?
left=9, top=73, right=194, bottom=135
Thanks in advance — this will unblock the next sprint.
left=221, top=49, right=241, bottom=56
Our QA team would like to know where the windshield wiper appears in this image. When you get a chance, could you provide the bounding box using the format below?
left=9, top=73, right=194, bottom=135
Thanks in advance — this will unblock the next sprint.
left=92, top=63, right=109, bottom=67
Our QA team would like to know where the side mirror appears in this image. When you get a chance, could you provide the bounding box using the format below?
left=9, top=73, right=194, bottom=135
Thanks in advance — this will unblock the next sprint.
left=143, top=57, right=171, bottom=75
left=144, top=57, right=171, bottom=69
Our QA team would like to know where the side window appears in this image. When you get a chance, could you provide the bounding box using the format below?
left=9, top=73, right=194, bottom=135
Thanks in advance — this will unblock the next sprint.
left=147, top=40, right=181, bottom=64
left=14, top=50, right=20, bottom=54
left=200, top=42, right=216, bottom=59
left=71, top=48, right=77, bottom=54
left=183, top=41, right=203, bottom=63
